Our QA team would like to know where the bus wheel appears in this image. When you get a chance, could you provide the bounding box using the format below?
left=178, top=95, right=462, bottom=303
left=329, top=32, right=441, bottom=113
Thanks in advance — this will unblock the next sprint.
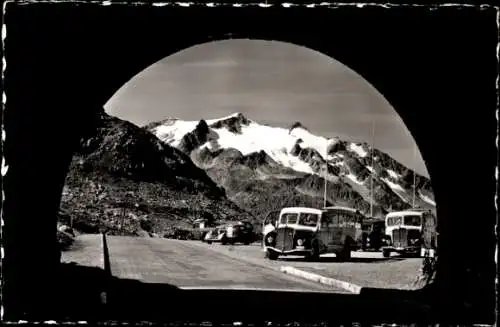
left=307, top=243, right=320, bottom=262
left=337, top=245, right=351, bottom=262
left=266, top=250, right=278, bottom=260
left=382, top=249, right=391, bottom=258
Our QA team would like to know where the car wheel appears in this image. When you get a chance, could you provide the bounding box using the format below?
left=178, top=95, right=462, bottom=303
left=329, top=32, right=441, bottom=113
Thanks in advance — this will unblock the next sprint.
left=266, top=250, right=278, bottom=260
left=382, top=249, right=391, bottom=258
left=207, top=241, right=212, bottom=245
left=221, top=236, right=228, bottom=245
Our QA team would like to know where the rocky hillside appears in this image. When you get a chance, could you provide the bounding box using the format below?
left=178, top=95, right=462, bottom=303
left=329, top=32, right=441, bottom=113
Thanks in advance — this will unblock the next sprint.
left=146, top=113, right=436, bottom=220
left=60, top=109, right=253, bottom=236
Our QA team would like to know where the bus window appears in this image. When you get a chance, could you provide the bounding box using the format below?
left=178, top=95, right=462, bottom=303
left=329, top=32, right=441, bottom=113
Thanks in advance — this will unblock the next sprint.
left=280, top=213, right=298, bottom=225
left=387, top=216, right=402, bottom=226
left=346, top=214, right=355, bottom=227
left=299, top=213, right=319, bottom=227
left=321, top=212, right=331, bottom=228
left=338, top=214, right=345, bottom=227
left=403, top=215, right=421, bottom=227
left=329, top=213, right=338, bottom=227
left=356, top=215, right=363, bottom=224
left=323, top=211, right=338, bottom=227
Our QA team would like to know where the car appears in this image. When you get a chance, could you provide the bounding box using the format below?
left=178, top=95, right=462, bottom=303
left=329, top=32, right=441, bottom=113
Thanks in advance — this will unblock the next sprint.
left=223, top=221, right=255, bottom=245
left=203, top=227, right=227, bottom=244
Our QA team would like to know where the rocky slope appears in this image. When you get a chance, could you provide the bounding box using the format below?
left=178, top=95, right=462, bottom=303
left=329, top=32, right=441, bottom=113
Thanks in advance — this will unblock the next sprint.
left=60, top=109, right=253, bottom=236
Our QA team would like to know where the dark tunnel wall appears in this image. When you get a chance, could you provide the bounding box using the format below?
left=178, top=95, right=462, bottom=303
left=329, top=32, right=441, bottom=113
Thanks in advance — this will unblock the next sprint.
left=2, top=3, right=497, bottom=322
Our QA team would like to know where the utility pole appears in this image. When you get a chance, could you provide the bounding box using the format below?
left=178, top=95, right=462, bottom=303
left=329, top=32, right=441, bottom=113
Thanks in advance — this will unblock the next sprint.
left=412, top=146, right=417, bottom=209
left=323, top=143, right=328, bottom=208
left=370, top=120, right=376, bottom=217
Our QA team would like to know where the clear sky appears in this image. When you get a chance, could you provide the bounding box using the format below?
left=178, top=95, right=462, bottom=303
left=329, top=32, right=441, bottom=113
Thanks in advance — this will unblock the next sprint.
left=105, top=39, right=429, bottom=178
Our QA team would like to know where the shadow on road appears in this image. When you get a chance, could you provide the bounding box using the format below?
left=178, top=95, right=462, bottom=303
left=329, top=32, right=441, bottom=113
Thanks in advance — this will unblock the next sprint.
left=8, top=261, right=487, bottom=324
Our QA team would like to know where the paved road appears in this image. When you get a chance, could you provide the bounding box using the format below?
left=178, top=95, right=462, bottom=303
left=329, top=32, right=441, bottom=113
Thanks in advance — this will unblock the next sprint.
left=195, top=241, right=424, bottom=290
left=61, top=234, right=103, bottom=268
left=105, top=236, right=346, bottom=292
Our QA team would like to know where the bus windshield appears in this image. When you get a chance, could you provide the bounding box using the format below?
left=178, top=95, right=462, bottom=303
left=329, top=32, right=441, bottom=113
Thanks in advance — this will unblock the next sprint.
left=403, top=215, right=422, bottom=227
left=298, top=213, right=319, bottom=227
left=387, top=216, right=402, bottom=226
left=279, top=213, right=298, bottom=225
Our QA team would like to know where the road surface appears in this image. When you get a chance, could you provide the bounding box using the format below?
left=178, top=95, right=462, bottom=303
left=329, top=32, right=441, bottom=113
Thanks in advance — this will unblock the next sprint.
left=194, top=241, right=424, bottom=290
left=105, top=236, right=346, bottom=292
left=61, top=233, right=103, bottom=268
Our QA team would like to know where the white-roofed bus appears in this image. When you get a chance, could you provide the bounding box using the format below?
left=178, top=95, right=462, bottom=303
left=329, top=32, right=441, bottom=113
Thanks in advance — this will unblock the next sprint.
left=381, top=208, right=437, bottom=258
left=262, top=206, right=365, bottom=262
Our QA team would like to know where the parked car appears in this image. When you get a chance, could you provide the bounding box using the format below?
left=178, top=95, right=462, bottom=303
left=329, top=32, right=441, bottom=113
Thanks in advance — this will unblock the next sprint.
left=171, top=227, right=194, bottom=240
left=224, top=221, right=255, bottom=245
left=361, top=219, right=386, bottom=251
left=204, top=221, right=255, bottom=245
left=203, top=226, right=227, bottom=244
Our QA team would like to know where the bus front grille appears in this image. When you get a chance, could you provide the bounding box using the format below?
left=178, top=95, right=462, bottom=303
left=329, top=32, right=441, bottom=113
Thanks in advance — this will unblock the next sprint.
left=276, top=227, right=294, bottom=251
left=392, top=228, right=408, bottom=248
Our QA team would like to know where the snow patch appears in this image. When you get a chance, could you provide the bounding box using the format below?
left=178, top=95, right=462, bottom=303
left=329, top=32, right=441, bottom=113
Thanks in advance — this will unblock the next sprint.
left=347, top=173, right=364, bottom=185
left=289, top=127, right=336, bottom=159
left=153, top=115, right=243, bottom=147
left=381, top=178, right=405, bottom=192
left=154, top=120, right=198, bottom=147
left=419, top=191, right=436, bottom=206
left=387, top=169, right=400, bottom=179
left=348, top=143, right=368, bottom=157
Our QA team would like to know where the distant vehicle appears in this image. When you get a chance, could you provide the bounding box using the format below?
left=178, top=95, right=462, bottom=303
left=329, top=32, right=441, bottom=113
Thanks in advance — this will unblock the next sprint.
left=224, top=221, right=255, bottom=245
left=204, top=221, right=255, bottom=245
left=171, top=227, right=194, bottom=240
left=263, top=206, right=365, bottom=261
left=381, top=208, right=436, bottom=258
left=361, top=218, right=386, bottom=251
left=203, top=226, right=227, bottom=244
left=190, top=218, right=216, bottom=241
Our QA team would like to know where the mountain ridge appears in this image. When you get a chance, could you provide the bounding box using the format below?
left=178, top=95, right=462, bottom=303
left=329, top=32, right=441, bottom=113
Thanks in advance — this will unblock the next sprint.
left=146, top=112, right=435, bottom=219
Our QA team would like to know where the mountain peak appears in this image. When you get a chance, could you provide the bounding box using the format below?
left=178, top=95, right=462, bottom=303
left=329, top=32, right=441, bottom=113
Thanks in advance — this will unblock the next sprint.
left=209, top=112, right=251, bottom=134
left=229, top=112, right=246, bottom=119
left=289, top=121, right=309, bottom=134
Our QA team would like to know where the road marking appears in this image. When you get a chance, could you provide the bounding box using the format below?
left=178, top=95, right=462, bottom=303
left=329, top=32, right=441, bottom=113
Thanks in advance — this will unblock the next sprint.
left=280, top=266, right=363, bottom=294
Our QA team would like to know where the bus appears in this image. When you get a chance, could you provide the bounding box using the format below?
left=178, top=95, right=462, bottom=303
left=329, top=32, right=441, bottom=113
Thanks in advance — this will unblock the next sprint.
left=262, top=206, right=365, bottom=261
left=381, top=208, right=437, bottom=258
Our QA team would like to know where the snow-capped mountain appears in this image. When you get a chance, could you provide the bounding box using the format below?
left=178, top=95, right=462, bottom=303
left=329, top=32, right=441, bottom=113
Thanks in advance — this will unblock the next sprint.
left=145, top=112, right=435, bottom=218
